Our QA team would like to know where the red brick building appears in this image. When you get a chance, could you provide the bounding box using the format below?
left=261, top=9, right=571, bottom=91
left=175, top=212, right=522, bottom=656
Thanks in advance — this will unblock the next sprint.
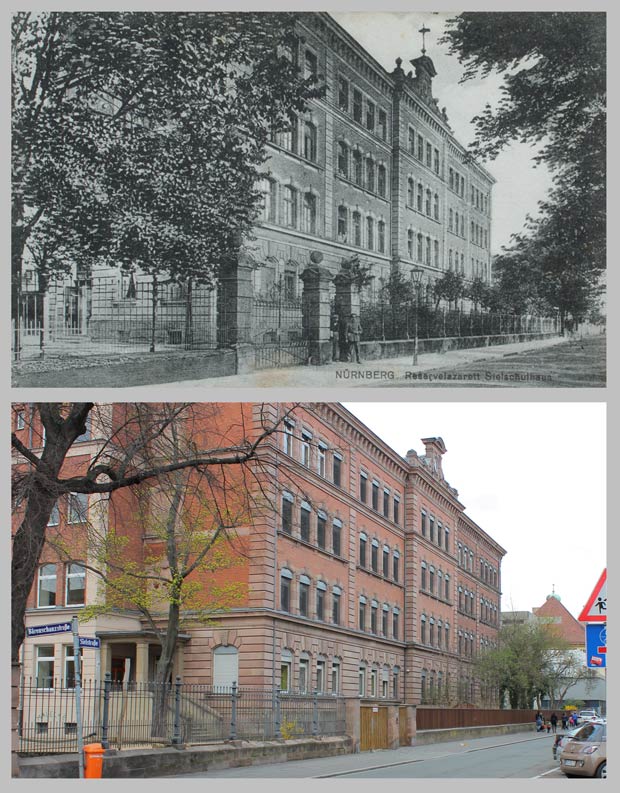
left=12, top=402, right=505, bottom=706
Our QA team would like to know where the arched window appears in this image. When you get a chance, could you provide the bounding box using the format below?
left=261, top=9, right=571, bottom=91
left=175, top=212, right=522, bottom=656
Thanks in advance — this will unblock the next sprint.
left=353, top=150, right=363, bottom=185
left=352, top=211, right=362, bottom=246
left=417, top=233, right=423, bottom=261
left=407, top=229, right=414, bottom=259
left=421, top=614, right=427, bottom=644
left=366, top=216, right=374, bottom=250
left=417, top=182, right=423, bottom=212
left=378, top=220, right=386, bottom=253
left=337, top=205, right=348, bottom=240
left=425, top=189, right=432, bottom=216
left=213, top=645, right=239, bottom=689
left=449, top=208, right=453, bottom=231
left=66, top=562, right=85, bottom=606
left=283, top=186, right=297, bottom=228
left=433, top=193, right=439, bottom=220
left=280, top=568, right=293, bottom=612
left=407, top=178, right=414, bottom=206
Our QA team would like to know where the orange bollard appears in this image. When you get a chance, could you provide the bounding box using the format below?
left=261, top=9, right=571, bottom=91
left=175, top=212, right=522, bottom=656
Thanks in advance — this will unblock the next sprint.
left=83, top=743, right=105, bottom=779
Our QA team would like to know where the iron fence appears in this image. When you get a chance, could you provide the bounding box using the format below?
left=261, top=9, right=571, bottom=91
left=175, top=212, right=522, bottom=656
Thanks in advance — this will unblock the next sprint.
left=17, top=676, right=346, bottom=755
left=359, top=301, right=559, bottom=343
left=15, top=275, right=218, bottom=360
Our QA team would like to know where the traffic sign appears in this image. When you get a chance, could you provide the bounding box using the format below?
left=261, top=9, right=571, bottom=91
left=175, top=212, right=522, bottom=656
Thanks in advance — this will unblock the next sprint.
left=585, top=623, right=607, bottom=668
left=26, top=621, right=72, bottom=637
left=78, top=636, right=100, bottom=649
left=578, top=568, right=607, bottom=623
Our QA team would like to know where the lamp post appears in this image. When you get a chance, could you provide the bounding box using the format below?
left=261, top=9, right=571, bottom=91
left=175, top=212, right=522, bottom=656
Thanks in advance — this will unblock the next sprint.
left=411, top=268, right=424, bottom=365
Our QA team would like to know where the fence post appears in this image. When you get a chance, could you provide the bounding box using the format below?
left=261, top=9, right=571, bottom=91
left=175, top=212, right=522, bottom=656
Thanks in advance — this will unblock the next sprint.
left=171, top=676, right=183, bottom=746
left=101, top=672, right=112, bottom=750
left=274, top=687, right=282, bottom=739
left=230, top=681, right=237, bottom=740
left=312, top=690, right=319, bottom=737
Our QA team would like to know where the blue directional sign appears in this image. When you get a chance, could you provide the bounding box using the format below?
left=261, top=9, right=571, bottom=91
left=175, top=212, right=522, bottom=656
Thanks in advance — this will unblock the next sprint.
left=26, top=622, right=72, bottom=637
left=78, top=636, right=100, bottom=649
left=585, top=623, right=607, bottom=668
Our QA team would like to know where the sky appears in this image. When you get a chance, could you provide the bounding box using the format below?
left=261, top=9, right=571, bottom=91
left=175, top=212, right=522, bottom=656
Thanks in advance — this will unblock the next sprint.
left=343, top=402, right=606, bottom=622
left=332, top=11, right=554, bottom=253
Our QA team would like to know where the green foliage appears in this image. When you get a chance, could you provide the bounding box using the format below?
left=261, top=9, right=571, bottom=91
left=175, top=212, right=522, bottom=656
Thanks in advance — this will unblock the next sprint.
left=12, top=11, right=322, bottom=300
left=441, top=12, right=606, bottom=324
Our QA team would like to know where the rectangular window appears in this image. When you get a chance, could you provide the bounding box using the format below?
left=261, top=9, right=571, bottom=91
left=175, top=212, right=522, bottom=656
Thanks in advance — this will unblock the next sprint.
left=304, top=49, right=317, bottom=79
left=283, top=186, right=297, bottom=227
left=338, top=76, right=349, bottom=111
left=366, top=100, right=375, bottom=131
left=37, top=564, right=57, bottom=608
left=303, top=192, right=317, bottom=233
left=300, top=504, right=311, bottom=542
left=332, top=521, right=342, bottom=556
left=316, top=587, right=325, bottom=621
left=371, top=605, right=378, bottom=634
left=301, top=431, right=311, bottom=467
left=68, top=493, right=88, bottom=524
left=332, top=592, right=340, bottom=624
left=64, top=645, right=82, bottom=688
left=316, top=660, right=326, bottom=693
left=370, top=668, right=377, bottom=697
left=382, top=608, right=389, bottom=636
left=280, top=576, right=291, bottom=612
left=280, top=660, right=291, bottom=692
left=299, top=658, right=309, bottom=693
left=16, top=410, right=25, bottom=430
left=36, top=645, right=55, bottom=689
left=317, top=514, right=326, bottom=549
left=393, top=611, right=399, bottom=640
left=360, top=472, right=367, bottom=503
left=429, top=516, right=435, bottom=543
left=359, top=601, right=366, bottom=631
left=371, top=481, right=379, bottom=511
left=378, top=109, right=387, bottom=140
left=408, top=127, right=415, bottom=154
left=393, top=553, right=400, bottom=583
left=383, top=489, right=390, bottom=518
left=283, top=420, right=294, bottom=455
left=359, top=536, right=367, bottom=567
left=303, top=123, right=317, bottom=162
left=426, top=142, right=432, bottom=167
left=281, top=494, right=293, bottom=534
left=65, top=563, right=85, bottom=606
left=382, top=548, right=389, bottom=577
left=317, top=443, right=326, bottom=477
left=434, top=148, right=440, bottom=174
left=353, top=211, right=362, bottom=246
left=332, top=453, right=342, bottom=487
left=358, top=667, right=366, bottom=696
left=371, top=541, right=378, bottom=573
left=331, top=661, right=341, bottom=694
left=393, top=496, right=400, bottom=525
left=417, top=134, right=424, bottom=161
left=353, top=89, right=363, bottom=123
left=299, top=581, right=309, bottom=616
left=47, top=502, right=60, bottom=527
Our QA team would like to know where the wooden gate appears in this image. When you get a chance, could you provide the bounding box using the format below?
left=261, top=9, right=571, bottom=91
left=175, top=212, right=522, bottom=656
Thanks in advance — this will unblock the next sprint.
left=360, top=706, right=389, bottom=751
left=398, top=705, right=410, bottom=746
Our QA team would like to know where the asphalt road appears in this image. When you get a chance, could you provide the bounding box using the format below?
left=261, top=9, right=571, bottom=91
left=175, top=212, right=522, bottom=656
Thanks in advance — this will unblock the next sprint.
left=173, top=731, right=564, bottom=779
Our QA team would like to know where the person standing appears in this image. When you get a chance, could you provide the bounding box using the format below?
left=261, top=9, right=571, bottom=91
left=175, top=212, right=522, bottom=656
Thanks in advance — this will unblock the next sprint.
left=550, top=712, right=558, bottom=733
left=346, top=312, right=362, bottom=364
left=561, top=712, right=569, bottom=730
left=330, top=310, right=340, bottom=362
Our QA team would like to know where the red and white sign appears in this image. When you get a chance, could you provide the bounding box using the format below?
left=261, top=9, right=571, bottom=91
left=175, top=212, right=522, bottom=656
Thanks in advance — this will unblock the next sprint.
left=578, top=569, right=607, bottom=623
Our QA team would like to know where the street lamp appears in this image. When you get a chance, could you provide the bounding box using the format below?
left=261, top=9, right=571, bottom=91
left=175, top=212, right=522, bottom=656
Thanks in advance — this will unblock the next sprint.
left=411, top=267, right=424, bottom=365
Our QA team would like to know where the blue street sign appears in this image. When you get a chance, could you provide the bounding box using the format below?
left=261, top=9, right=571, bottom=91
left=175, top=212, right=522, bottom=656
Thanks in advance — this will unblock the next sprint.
left=78, top=636, right=100, bottom=649
left=26, top=622, right=72, bottom=637
left=585, top=623, right=607, bottom=668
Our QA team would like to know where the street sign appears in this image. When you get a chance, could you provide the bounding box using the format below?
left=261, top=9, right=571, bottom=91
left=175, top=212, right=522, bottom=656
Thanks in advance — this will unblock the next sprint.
left=78, top=636, right=100, bottom=649
left=578, top=568, right=607, bottom=623
left=585, top=623, right=607, bottom=668
left=26, top=621, right=72, bottom=637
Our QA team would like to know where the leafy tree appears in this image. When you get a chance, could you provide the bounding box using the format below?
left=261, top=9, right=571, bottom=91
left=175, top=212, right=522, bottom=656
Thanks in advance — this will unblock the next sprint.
left=467, top=276, right=491, bottom=311
left=12, top=12, right=321, bottom=336
left=433, top=270, right=465, bottom=310
left=441, top=13, right=606, bottom=324
left=11, top=402, right=293, bottom=666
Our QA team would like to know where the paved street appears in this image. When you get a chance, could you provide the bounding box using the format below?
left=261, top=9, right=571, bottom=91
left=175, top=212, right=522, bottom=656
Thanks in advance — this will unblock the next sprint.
left=173, top=730, right=563, bottom=778
left=133, top=332, right=605, bottom=390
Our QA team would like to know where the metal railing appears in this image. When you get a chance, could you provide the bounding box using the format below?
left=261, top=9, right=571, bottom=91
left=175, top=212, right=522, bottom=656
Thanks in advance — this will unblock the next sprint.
left=17, top=675, right=346, bottom=755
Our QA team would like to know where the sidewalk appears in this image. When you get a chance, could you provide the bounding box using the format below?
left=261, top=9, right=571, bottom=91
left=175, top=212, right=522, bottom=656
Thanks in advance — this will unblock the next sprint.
left=129, top=333, right=576, bottom=390
left=177, top=729, right=548, bottom=777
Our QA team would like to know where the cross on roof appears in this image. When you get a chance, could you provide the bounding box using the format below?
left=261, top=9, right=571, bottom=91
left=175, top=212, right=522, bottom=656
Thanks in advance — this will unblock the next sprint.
left=419, top=24, right=430, bottom=55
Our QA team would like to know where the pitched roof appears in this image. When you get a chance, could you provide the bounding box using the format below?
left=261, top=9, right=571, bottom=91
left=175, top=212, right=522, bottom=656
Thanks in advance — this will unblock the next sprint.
left=533, top=594, right=584, bottom=645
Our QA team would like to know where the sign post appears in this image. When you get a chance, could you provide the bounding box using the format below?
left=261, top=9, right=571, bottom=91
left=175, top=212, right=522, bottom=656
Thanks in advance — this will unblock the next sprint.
left=72, top=616, right=85, bottom=779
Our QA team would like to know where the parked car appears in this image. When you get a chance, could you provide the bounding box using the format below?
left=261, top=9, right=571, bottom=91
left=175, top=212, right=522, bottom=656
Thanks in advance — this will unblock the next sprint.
left=577, top=709, right=600, bottom=722
left=552, top=726, right=583, bottom=760
left=559, top=721, right=606, bottom=778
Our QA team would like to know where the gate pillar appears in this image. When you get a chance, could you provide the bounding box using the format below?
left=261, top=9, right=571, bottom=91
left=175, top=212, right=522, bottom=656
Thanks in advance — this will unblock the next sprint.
left=217, top=252, right=254, bottom=346
left=333, top=258, right=362, bottom=362
left=300, top=255, right=332, bottom=365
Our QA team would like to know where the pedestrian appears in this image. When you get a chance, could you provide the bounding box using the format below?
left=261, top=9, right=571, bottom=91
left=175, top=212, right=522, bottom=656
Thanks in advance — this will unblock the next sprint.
left=330, top=309, right=340, bottom=363
left=546, top=720, right=551, bottom=734
left=535, top=713, right=543, bottom=732
left=550, top=712, right=558, bottom=733
left=345, top=312, right=362, bottom=364
left=561, top=712, right=568, bottom=730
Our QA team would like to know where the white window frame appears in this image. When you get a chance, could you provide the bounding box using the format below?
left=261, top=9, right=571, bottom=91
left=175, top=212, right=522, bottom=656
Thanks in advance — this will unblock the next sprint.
left=65, top=562, right=86, bottom=607
left=37, top=564, right=57, bottom=608
left=36, top=645, right=55, bottom=689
